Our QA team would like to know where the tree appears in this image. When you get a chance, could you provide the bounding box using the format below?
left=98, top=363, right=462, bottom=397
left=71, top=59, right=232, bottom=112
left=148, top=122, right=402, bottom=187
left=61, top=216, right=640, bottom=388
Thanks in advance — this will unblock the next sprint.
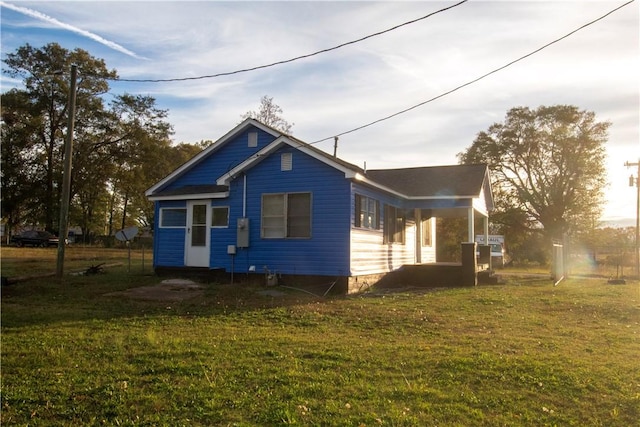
left=2, top=43, right=116, bottom=233
left=241, top=95, right=294, bottom=134
left=459, top=105, right=609, bottom=243
left=1, top=43, right=176, bottom=239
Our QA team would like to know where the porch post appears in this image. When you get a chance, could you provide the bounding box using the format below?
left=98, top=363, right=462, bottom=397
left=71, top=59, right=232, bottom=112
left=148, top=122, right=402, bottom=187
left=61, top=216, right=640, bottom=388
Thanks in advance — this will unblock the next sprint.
left=467, top=208, right=474, bottom=243
left=484, top=215, right=489, bottom=242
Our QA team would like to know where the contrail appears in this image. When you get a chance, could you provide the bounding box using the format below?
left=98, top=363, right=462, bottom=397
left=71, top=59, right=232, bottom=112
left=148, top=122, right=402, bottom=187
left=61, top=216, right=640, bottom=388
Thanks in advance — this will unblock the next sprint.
left=0, top=1, right=147, bottom=59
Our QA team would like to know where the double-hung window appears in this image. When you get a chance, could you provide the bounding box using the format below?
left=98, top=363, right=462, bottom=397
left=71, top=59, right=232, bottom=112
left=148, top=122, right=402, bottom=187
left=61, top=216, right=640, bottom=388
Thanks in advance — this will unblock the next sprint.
left=354, top=194, right=379, bottom=229
left=384, top=204, right=405, bottom=244
left=261, top=192, right=311, bottom=238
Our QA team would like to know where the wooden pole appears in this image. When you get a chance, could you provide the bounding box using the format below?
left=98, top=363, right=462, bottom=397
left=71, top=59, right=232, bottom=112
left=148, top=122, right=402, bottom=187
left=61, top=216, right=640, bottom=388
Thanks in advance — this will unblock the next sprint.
left=56, top=64, right=77, bottom=278
left=625, top=160, right=640, bottom=279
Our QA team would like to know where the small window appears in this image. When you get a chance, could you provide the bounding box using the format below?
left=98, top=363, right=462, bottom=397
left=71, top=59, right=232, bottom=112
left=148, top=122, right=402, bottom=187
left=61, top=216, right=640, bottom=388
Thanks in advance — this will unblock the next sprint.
left=261, top=192, right=311, bottom=238
left=248, top=131, right=258, bottom=147
left=281, top=152, right=292, bottom=171
left=160, top=208, right=187, bottom=227
left=384, top=204, right=405, bottom=244
left=354, top=194, right=379, bottom=229
left=211, top=207, right=229, bottom=227
left=421, top=215, right=432, bottom=247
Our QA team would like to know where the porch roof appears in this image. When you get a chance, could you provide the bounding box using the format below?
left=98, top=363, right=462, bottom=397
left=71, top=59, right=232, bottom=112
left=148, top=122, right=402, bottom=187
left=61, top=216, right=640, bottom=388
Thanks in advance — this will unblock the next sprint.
left=364, top=164, right=488, bottom=198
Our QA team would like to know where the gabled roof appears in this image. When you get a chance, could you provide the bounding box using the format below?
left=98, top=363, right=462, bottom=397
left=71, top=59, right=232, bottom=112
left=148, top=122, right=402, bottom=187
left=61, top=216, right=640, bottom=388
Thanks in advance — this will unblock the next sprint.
left=365, top=164, right=489, bottom=198
left=145, top=118, right=282, bottom=197
left=145, top=118, right=493, bottom=212
left=217, top=135, right=364, bottom=185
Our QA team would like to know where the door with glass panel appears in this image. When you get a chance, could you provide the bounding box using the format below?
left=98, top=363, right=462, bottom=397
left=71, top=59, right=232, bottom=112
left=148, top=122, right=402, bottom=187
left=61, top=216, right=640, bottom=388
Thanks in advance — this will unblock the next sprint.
left=185, top=200, right=210, bottom=267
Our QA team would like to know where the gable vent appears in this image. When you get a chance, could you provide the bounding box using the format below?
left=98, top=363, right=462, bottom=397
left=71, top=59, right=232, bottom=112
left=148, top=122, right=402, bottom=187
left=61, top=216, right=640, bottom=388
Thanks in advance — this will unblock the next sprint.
left=248, top=132, right=258, bottom=147
left=281, top=153, right=293, bottom=171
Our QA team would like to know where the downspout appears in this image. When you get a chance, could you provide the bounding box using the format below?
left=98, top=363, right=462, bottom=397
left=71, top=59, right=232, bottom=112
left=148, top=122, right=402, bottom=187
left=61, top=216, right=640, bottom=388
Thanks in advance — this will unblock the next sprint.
left=243, top=174, right=247, bottom=217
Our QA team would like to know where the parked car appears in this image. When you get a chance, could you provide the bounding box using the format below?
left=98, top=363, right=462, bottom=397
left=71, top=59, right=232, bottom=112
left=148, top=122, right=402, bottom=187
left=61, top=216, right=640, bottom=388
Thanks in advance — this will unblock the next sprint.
left=10, top=230, right=60, bottom=247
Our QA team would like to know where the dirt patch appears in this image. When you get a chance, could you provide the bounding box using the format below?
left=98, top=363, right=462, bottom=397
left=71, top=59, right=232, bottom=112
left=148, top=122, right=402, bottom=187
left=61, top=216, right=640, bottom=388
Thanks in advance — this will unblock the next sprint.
left=104, top=279, right=205, bottom=302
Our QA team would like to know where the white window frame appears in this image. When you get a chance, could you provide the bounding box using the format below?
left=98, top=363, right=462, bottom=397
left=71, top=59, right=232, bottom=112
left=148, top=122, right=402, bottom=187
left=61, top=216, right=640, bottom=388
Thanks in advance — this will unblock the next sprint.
left=354, top=194, right=379, bottom=230
left=211, top=206, right=230, bottom=228
left=159, top=207, right=187, bottom=228
left=384, top=204, right=405, bottom=244
left=261, top=192, right=311, bottom=239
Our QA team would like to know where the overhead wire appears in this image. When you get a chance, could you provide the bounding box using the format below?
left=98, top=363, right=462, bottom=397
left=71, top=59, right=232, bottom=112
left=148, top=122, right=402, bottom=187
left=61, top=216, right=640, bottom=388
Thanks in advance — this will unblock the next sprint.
left=110, top=0, right=468, bottom=83
left=308, top=0, right=635, bottom=145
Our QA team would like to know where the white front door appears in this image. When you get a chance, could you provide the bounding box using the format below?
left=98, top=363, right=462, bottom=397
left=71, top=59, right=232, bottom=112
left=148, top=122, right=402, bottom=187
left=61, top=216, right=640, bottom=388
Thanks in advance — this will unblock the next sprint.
left=185, top=200, right=210, bottom=267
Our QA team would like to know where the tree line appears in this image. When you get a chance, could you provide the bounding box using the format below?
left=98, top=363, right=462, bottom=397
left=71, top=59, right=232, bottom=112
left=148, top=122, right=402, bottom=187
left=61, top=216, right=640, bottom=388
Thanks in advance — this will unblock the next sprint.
left=1, top=43, right=205, bottom=242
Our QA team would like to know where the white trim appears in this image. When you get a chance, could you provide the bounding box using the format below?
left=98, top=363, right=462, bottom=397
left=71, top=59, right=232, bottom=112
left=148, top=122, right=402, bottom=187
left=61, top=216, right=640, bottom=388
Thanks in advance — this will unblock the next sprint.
left=211, top=206, right=230, bottom=228
left=148, top=192, right=229, bottom=202
left=159, top=207, right=187, bottom=228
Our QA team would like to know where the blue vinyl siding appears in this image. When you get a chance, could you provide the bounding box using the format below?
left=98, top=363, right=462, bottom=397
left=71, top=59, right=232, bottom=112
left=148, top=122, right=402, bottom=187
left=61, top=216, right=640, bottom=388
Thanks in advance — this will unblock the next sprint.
left=153, top=200, right=187, bottom=267
left=214, top=146, right=352, bottom=276
left=209, top=200, right=236, bottom=269
left=165, top=127, right=277, bottom=190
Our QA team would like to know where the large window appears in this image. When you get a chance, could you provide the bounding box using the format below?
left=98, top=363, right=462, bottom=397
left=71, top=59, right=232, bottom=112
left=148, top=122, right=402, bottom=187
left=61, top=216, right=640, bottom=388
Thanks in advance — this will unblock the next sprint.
left=160, top=208, right=187, bottom=227
left=354, top=194, right=379, bottom=229
left=261, top=193, right=311, bottom=238
left=384, top=204, right=405, bottom=244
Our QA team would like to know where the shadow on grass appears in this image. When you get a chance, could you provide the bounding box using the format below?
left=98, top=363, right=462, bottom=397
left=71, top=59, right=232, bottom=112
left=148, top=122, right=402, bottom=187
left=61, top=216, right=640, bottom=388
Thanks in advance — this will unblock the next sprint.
left=0, top=270, right=341, bottom=328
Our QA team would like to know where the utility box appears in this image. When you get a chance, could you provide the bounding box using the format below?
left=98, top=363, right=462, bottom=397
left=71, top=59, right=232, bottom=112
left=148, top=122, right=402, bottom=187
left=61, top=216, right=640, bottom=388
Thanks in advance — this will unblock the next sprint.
left=237, top=218, right=249, bottom=248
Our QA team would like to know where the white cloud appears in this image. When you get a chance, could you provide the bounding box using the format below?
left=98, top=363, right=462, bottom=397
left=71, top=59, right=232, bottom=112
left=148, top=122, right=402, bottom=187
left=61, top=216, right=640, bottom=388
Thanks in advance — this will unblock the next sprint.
left=0, top=1, right=146, bottom=59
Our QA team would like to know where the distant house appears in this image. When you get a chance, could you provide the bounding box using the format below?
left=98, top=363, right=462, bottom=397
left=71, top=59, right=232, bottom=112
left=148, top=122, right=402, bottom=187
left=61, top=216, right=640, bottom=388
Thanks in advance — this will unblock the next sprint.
left=145, top=119, right=494, bottom=293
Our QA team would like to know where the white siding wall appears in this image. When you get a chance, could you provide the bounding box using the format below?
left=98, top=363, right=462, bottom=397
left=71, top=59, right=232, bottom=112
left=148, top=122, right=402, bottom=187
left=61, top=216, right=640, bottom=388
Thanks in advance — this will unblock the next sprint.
left=473, top=191, right=488, bottom=216
left=420, top=217, right=437, bottom=264
left=350, top=220, right=417, bottom=275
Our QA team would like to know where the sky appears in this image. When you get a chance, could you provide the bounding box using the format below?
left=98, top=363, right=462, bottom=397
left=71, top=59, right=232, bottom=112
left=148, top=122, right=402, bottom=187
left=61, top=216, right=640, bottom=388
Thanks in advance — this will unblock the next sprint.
left=1, top=0, right=638, bottom=224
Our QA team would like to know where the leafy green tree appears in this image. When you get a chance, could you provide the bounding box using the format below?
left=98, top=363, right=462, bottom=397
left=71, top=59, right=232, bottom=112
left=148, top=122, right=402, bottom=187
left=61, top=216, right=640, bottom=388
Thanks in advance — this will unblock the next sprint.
left=0, top=89, right=40, bottom=237
left=2, top=43, right=116, bottom=233
left=1, top=43, right=177, bottom=240
left=241, top=95, right=294, bottom=134
left=459, top=105, right=609, bottom=244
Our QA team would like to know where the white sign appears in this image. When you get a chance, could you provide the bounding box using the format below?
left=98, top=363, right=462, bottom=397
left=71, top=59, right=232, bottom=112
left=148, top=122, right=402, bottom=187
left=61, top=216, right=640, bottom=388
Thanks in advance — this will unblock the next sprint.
left=475, top=235, right=504, bottom=244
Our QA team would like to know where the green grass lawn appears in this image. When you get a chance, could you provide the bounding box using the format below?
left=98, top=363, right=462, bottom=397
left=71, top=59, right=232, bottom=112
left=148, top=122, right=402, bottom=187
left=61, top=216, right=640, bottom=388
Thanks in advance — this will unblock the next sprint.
left=1, top=247, right=639, bottom=425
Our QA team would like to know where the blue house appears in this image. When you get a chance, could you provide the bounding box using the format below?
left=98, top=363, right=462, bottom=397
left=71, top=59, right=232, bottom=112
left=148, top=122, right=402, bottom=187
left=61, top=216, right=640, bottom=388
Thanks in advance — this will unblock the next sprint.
left=145, top=118, right=494, bottom=293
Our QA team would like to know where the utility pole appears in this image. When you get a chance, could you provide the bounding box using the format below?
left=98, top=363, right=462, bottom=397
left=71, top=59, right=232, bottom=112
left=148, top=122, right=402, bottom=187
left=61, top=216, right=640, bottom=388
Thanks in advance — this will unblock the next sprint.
left=56, top=64, right=78, bottom=278
left=625, top=159, right=639, bottom=279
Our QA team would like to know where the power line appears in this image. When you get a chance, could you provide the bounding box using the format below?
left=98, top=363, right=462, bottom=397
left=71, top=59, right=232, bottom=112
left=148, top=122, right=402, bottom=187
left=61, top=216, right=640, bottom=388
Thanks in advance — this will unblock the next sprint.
left=308, top=0, right=635, bottom=145
left=111, top=0, right=468, bottom=83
